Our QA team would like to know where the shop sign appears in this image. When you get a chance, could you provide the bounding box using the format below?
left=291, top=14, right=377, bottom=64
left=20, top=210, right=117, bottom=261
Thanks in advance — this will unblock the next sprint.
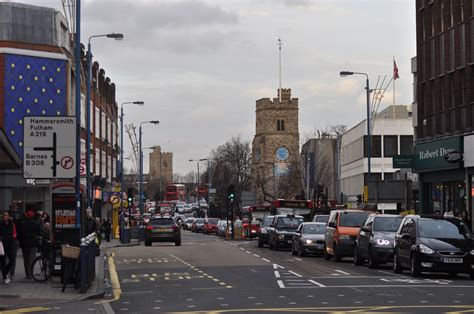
left=414, top=137, right=463, bottom=172
left=444, top=151, right=463, bottom=163
left=393, top=155, right=414, bottom=168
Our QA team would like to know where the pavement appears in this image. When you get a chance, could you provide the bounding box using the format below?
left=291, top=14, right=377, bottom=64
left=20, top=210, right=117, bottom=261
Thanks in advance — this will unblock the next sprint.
left=0, top=238, right=136, bottom=311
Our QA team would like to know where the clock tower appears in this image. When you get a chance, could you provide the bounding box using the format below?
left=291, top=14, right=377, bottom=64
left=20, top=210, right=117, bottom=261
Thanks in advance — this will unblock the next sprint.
left=252, top=88, right=300, bottom=203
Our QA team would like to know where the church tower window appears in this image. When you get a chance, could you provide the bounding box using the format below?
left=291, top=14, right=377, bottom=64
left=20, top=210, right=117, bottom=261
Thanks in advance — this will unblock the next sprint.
left=277, top=119, right=285, bottom=131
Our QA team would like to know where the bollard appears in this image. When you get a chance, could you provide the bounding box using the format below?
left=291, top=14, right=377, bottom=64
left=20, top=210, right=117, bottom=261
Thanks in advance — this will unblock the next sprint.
left=80, top=238, right=87, bottom=293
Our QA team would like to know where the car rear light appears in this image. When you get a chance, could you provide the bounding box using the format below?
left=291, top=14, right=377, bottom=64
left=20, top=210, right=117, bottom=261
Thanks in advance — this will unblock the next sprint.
left=146, top=225, right=154, bottom=230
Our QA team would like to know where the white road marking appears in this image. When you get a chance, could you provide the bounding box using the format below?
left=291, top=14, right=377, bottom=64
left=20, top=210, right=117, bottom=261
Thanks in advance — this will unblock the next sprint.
left=155, top=300, right=162, bottom=303
left=279, top=296, right=285, bottom=298
left=307, top=295, right=314, bottom=298
left=288, top=271, right=302, bottom=277
left=354, top=301, right=362, bottom=304
left=245, top=251, right=251, bottom=254
left=289, top=302, right=296, bottom=305
left=273, top=263, right=284, bottom=269
left=186, top=299, right=194, bottom=301
left=321, top=302, right=328, bottom=305
left=253, top=254, right=260, bottom=258
left=308, top=280, right=326, bottom=287
left=188, top=305, right=195, bottom=308
left=153, top=307, right=161, bottom=310
left=262, top=258, right=271, bottom=262
left=248, top=297, right=255, bottom=299
left=334, top=269, right=350, bottom=275
left=277, top=280, right=285, bottom=288
left=274, top=271, right=281, bottom=278
left=294, top=258, right=302, bottom=261
left=217, top=297, right=224, bottom=300
left=255, top=303, right=263, bottom=305
left=221, top=304, right=229, bottom=307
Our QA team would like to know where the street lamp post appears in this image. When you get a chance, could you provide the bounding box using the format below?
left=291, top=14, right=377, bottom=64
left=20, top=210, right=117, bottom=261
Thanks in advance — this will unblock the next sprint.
left=340, top=71, right=372, bottom=182
left=139, top=121, right=160, bottom=223
left=86, top=33, right=124, bottom=210
left=119, top=101, right=143, bottom=243
left=189, top=158, right=208, bottom=217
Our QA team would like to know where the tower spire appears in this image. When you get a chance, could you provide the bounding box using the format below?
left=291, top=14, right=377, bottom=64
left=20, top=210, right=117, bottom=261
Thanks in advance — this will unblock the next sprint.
left=278, top=37, right=282, bottom=103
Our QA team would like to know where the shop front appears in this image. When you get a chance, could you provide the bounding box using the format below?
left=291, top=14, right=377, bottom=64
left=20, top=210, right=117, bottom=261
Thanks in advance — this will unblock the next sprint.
left=414, top=136, right=466, bottom=216
left=463, top=135, right=474, bottom=231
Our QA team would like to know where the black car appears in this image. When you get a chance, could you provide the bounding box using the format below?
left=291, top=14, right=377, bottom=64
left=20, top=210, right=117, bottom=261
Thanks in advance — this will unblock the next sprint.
left=257, top=215, right=274, bottom=247
left=354, top=214, right=403, bottom=268
left=292, top=222, right=326, bottom=256
left=393, top=215, right=474, bottom=278
left=145, top=217, right=181, bottom=246
left=268, top=214, right=304, bottom=250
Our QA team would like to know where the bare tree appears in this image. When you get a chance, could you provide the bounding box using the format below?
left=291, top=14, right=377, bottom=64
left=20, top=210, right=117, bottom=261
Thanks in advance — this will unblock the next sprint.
left=277, top=162, right=303, bottom=199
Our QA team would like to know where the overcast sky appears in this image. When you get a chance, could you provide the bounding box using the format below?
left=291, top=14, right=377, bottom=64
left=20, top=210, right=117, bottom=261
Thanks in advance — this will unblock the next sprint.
left=10, top=0, right=416, bottom=175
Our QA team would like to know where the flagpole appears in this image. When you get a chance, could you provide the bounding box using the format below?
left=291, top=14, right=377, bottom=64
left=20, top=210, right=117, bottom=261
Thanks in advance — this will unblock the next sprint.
left=393, top=56, right=396, bottom=117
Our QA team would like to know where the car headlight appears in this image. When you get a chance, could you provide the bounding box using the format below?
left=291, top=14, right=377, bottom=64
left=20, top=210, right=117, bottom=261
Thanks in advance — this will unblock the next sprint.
left=419, top=244, right=435, bottom=255
left=375, top=238, right=391, bottom=246
left=305, top=239, right=315, bottom=244
left=470, top=249, right=474, bottom=255
left=277, top=234, right=285, bottom=240
left=339, top=235, right=350, bottom=240
left=251, top=229, right=256, bottom=233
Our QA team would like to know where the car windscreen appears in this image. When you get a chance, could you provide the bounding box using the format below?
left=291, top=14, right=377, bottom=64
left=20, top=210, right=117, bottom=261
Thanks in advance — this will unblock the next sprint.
left=418, top=218, right=470, bottom=239
left=276, top=217, right=303, bottom=228
left=185, top=218, right=194, bottom=223
left=302, top=224, right=326, bottom=234
left=315, top=216, right=329, bottom=223
left=263, top=217, right=273, bottom=227
left=150, top=218, right=175, bottom=226
left=374, top=217, right=403, bottom=232
left=339, top=212, right=369, bottom=227
left=207, top=218, right=219, bottom=224
left=195, top=219, right=205, bottom=223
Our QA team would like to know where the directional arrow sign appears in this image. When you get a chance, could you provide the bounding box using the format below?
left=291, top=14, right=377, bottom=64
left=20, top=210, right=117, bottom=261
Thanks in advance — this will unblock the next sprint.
left=23, top=116, right=76, bottom=179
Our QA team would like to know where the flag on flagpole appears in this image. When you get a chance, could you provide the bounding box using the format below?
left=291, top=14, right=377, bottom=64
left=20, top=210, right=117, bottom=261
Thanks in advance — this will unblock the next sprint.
left=393, top=59, right=399, bottom=80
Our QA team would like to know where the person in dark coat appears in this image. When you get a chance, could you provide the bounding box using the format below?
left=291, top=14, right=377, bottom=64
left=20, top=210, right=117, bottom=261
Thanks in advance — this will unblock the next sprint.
left=0, top=211, right=17, bottom=284
left=17, top=210, right=41, bottom=279
left=8, top=204, right=21, bottom=279
left=103, top=219, right=112, bottom=242
left=85, top=208, right=97, bottom=236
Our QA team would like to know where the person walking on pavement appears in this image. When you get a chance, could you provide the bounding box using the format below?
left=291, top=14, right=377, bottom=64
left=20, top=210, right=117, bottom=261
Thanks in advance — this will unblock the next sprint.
left=0, top=211, right=17, bottom=284
left=8, top=204, right=21, bottom=280
left=17, top=210, right=41, bottom=279
left=103, top=219, right=112, bottom=242
left=85, top=208, right=97, bottom=236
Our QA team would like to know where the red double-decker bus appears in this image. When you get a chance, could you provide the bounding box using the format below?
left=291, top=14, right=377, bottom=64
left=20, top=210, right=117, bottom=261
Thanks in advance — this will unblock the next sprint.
left=165, top=184, right=186, bottom=202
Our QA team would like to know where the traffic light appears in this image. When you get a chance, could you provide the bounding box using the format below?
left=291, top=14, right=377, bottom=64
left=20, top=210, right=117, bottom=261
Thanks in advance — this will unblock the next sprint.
left=127, top=188, right=134, bottom=207
left=317, top=184, right=324, bottom=197
left=227, top=185, right=235, bottom=203
left=357, top=194, right=362, bottom=205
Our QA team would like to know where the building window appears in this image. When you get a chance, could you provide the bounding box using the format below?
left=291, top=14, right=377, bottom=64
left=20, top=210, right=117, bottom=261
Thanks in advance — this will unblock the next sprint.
left=449, top=28, right=455, bottom=71
left=460, top=23, right=466, bottom=66
left=450, top=73, right=455, bottom=108
left=461, top=0, right=465, bottom=21
left=461, top=70, right=466, bottom=104
left=471, top=21, right=474, bottom=62
left=440, top=76, right=445, bottom=110
left=430, top=38, right=435, bottom=77
left=400, top=135, right=414, bottom=155
left=450, top=0, right=454, bottom=27
left=441, top=1, right=445, bottom=32
left=383, top=135, right=398, bottom=157
left=439, top=34, right=445, bottom=73
left=364, top=135, right=381, bottom=157
left=276, top=119, right=285, bottom=131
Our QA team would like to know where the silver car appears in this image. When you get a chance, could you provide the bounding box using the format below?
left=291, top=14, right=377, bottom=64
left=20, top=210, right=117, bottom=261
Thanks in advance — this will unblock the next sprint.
left=292, top=222, right=326, bottom=256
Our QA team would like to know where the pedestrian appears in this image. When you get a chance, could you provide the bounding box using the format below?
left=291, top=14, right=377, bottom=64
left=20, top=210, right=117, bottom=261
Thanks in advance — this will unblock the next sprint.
left=95, top=217, right=102, bottom=245
left=0, top=211, right=17, bottom=284
left=40, top=212, right=50, bottom=224
left=17, top=210, right=41, bottom=279
left=103, top=219, right=111, bottom=242
left=85, top=208, right=97, bottom=236
left=7, top=204, right=21, bottom=280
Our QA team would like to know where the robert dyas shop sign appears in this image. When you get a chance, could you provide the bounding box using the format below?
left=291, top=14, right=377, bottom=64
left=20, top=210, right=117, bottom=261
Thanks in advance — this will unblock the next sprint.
left=414, top=136, right=463, bottom=172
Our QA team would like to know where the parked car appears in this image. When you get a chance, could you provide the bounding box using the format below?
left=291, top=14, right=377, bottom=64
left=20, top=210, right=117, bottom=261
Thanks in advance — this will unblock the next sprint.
left=192, top=218, right=205, bottom=232
left=203, top=218, right=220, bottom=234
left=268, top=214, right=304, bottom=250
left=184, top=218, right=195, bottom=230
left=324, top=209, right=371, bottom=262
left=292, top=222, right=326, bottom=256
left=183, top=204, right=192, bottom=213
left=258, top=216, right=274, bottom=247
left=354, top=214, right=403, bottom=268
left=145, top=217, right=181, bottom=246
left=312, top=214, right=329, bottom=224
left=393, top=215, right=474, bottom=278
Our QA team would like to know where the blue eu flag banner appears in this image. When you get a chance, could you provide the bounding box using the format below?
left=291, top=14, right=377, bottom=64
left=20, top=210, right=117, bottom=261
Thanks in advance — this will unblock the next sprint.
left=4, top=54, right=67, bottom=159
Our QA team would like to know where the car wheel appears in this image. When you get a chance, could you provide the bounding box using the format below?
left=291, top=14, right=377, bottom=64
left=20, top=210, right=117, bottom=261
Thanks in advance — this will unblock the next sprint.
left=145, top=240, right=151, bottom=247
left=448, top=272, right=457, bottom=278
left=470, top=272, right=474, bottom=280
left=298, top=243, right=306, bottom=257
left=353, top=246, right=363, bottom=266
left=175, top=240, right=181, bottom=246
left=410, top=254, right=421, bottom=277
left=291, top=243, right=297, bottom=255
left=393, top=251, right=402, bottom=273
left=274, top=241, right=279, bottom=251
left=269, top=240, right=274, bottom=250
left=324, top=244, right=331, bottom=260
left=368, top=246, right=378, bottom=269
left=258, top=238, right=264, bottom=248
left=334, top=243, right=342, bottom=262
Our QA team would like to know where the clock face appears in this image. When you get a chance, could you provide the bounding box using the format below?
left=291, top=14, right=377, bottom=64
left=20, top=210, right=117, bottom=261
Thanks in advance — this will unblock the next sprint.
left=276, top=146, right=289, bottom=161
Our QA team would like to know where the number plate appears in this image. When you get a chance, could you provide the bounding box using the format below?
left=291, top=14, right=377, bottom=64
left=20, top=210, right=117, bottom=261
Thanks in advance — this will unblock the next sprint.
left=443, top=257, right=463, bottom=264
left=154, top=228, right=172, bottom=233
left=287, top=240, right=292, bottom=244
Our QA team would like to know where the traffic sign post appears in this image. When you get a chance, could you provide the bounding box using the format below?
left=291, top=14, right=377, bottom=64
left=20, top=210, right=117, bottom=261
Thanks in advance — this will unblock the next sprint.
left=23, top=116, right=76, bottom=179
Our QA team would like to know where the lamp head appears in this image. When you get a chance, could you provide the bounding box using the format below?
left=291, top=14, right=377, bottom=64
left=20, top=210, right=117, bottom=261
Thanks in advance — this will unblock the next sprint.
left=150, top=120, right=159, bottom=125
left=339, top=71, right=354, bottom=77
left=133, top=101, right=145, bottom=106
left=107, top=33, right=124, bottom=40
left=189, top=159, right=194, bottom=162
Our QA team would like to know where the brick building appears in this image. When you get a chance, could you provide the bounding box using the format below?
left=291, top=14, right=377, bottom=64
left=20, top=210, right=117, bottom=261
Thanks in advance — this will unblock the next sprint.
left=252, top=89, right=300, bottom=203
left=414, top=0, right=474, bottom=226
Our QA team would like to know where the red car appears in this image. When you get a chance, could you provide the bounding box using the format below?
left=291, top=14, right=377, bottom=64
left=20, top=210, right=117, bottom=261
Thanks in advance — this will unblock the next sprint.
left=243, top=218, right=261, bottom=238
left=203, top=218, right=220, bottom=235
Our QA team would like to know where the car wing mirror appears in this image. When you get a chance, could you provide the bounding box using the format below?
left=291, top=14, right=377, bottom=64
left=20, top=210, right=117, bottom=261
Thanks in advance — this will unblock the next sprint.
left=328, top=222, right=336, bottom=228
left=401, top=233, right=411, bottom=240
left=361, top=226, right=370, bottom=233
